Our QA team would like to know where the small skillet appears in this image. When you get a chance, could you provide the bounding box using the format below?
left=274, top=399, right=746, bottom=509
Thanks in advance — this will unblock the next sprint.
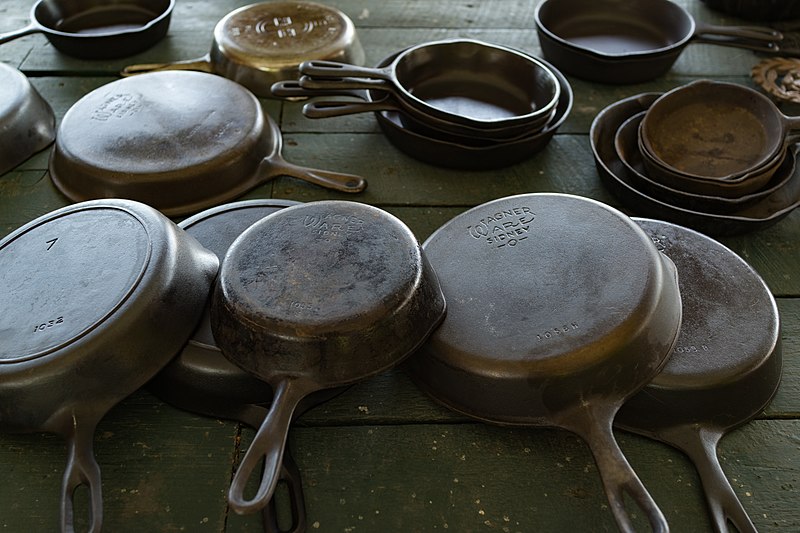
left=210, top=201, right=447, bottom=514
left=150, top=199, right=348, bottom=533
left=0, top=0, right=174, bottom=59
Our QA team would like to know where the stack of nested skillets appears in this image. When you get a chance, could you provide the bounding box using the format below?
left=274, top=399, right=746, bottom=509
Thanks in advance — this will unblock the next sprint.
left=590, top=82, right=800, bottom=236
left=270, top=39, right=573, bottom=170
left=638, top=80, right=800, bottom=199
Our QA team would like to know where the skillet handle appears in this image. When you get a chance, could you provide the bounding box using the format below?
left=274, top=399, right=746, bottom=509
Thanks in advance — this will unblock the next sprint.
left=0, top=23, right=40, bottom=45
left=257, top=145, right=367, bottom=193
left=270, top=80, right=365, bottom=100
left=299, top=75, right=393, bottom=93
left=299, top=60, right=392, bottom=81
left=119, top=56, right=213, bottom=77
left=228, top=403, right=309, bottom=533
left=303, top=99, right=398, bottom=119
left=228, top=380, right=306, bottom=515
left=660, top=426, right=757, bottom=533
left=569, top=407, right=669, bottom=533
left=264, top=448, right=308, bottom=533
left=60, top=418, right=103, bottom=533
left=784, top=116, right=800, bottom=137
left=693, top=23, right=783, bottom=53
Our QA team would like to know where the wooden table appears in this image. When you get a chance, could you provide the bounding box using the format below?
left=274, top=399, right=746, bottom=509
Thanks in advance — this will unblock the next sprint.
left=1, top=1, right=798, bottom=531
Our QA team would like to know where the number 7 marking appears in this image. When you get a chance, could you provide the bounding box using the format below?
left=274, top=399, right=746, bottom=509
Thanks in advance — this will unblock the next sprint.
left=46, top=238, right=58, bottom=250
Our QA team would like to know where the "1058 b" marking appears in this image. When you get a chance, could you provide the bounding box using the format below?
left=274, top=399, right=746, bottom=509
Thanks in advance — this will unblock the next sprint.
left=33, top=316, right=64, bottom=332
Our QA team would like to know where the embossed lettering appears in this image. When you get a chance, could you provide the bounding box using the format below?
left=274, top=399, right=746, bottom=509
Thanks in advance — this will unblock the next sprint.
left=536, top=323, right=579, bottom=341
left=91, top=93, right=141, bottom=121
left=303, top=212, right=364, bottom=239
left=467, top=206, right=535, bottom=248
left=32, top=316, right=64, bottom=332
left=674, top=344, right=710, bottom=354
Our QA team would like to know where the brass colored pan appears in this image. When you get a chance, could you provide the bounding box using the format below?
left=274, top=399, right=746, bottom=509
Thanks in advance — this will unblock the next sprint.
left=121, top=1, right=364, bottom=97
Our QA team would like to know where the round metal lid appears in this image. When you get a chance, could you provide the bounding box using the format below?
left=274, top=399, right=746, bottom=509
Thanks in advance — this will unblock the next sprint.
left=0, top=206, right=151, bottom=363
left=421, top=193, right=669, bottom=379
left=214, top=1, right=363, bottom=69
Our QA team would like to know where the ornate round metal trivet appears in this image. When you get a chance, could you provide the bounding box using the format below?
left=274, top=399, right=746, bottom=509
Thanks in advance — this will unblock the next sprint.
left=752, top=57, right=800, bottom=104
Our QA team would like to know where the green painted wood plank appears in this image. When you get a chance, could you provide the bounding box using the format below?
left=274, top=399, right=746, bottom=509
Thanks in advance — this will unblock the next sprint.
left=0, top=390, right=238, bottom=532
left=225, top=419, right=800, bottom=532
left=767, top=298, right=800, bottom=417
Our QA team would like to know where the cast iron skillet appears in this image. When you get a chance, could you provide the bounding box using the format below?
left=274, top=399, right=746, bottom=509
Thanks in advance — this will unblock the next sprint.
left=298, top=39, right=561, bottom=132
left=590, top=92, right=800, bottom=236
left=297, top=76, right=554, bottom=142
left=617, top=218, right=782, bottom=533
left=121, top=1, right=365, bottom=97
left=534, top=0, right=786, bottom=83
left=150, top=199, right=344, bottom=533
left=0, top=62, right=55, bottom=176
left=406, top=193, right=682, bottom=533
left=272, top=53, right=573, bottom=170
left=640, top=80, right=800, bottom=183
left=0, top=0, right=174, bottom=59
left=49, top=71, right=366, bottom=217
left=0, top=199, right=218, bottom=533
left=614, top=112, right=793, bottom=210
left=210, top=201, right=447, bottom=515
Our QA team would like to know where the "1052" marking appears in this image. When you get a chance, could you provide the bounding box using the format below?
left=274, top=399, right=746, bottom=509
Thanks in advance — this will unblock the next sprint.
left=33, top=317, right=64, bottom=332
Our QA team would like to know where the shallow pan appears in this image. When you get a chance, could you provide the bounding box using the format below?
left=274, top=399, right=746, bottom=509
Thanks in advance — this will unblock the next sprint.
left=640, top=80, right=800, bottom=184
left=534, top=0, right=784, bottom=83
left=590, top=92, right=800, bottom=236
left=0, top=199, right=218, bottom=532
left=0, top=0, right=173, bottom=59
left=151, top=199, right=346, bottom=533
left=210, top=201, right=446, bottom=515
left=299, top=39, right=560, bottom=131
left=407, top=193, right=682, bottom=533
left=121, top=1, right=364, bottom=98
left=615, top=111, right=795, bottom=209
left=0, top=62, right=55, bottom=176
left=617, top=218, right=782, bottom=533
left=49, top=71, right=365, bottom=216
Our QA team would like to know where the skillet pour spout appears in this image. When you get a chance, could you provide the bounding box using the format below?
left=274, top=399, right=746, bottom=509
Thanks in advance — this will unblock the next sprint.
left=210, top=201, right=446, bottom=514
left=407, top=193, right=681, bottom=533
left=0, top=199, right=218, bottom=532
